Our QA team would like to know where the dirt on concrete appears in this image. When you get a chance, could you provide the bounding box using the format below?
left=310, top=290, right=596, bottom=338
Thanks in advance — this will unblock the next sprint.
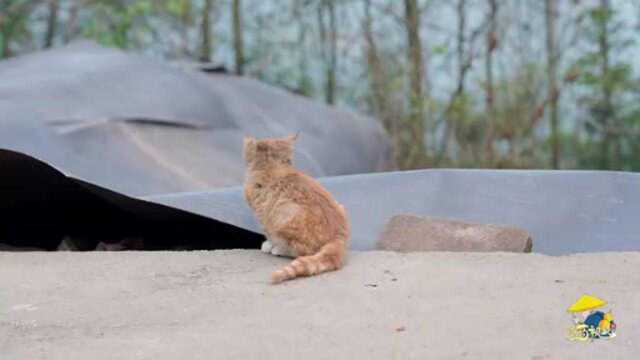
left=1, top=250, right=638, bottom=359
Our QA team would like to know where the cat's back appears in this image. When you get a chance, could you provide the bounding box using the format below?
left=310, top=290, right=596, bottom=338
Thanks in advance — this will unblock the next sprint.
left=276, top=169, right=338, bottom=206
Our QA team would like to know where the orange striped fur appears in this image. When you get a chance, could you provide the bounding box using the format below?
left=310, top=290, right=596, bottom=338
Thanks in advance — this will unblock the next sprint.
left=243, top=134, right=349, bottom=284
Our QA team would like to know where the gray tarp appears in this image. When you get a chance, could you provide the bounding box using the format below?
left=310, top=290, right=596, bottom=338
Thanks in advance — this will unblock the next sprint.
left=0, top=42, right=391, bottom=197
left=1, top=44, right=637, bottom=255
left=1, top=149, right=638, bottom=254
left=148, top=170, right=640, bottom=255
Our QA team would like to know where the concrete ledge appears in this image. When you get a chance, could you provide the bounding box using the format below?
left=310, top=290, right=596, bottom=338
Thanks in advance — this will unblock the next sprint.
left=1, top=251, right=638, bottom=359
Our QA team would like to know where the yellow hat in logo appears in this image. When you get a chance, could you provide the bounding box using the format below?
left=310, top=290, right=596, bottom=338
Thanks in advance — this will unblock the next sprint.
left=567, top=294, right=607, bottom=313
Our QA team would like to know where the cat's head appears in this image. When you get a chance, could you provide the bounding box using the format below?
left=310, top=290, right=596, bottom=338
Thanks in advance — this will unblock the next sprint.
left=244, top=133, right=298, bottom=169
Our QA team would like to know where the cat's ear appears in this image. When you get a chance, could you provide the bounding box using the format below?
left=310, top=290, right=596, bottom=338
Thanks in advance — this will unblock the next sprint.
left=244, top=136, right=256, bottom=147
left=286, top=132, right=300, bottom=143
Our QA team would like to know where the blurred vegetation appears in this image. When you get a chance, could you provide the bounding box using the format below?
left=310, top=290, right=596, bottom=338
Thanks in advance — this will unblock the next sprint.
left=1, top=0, right=640, bottom=171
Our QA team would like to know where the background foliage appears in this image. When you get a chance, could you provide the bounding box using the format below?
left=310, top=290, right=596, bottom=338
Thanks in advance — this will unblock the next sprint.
left=2, top=0, right=639, bottom=171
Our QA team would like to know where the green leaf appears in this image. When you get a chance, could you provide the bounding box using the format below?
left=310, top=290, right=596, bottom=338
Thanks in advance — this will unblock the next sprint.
left=431, top=43, right=448, bottom=55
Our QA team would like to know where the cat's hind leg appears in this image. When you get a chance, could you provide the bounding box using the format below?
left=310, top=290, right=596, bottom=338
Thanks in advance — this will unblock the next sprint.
left=268, top=235, right=296, bottom=257
left=270, top=244, right=295, bottom=257
left=262, top=238, right=294, bottom=257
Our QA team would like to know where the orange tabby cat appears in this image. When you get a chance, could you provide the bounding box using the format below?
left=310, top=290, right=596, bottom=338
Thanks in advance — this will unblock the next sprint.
left=243, top=134, right=349, bottom=284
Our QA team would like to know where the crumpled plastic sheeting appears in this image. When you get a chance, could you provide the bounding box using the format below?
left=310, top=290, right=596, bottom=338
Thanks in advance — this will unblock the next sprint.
left=0, top=42, right=391, bottom=197
left=0, top=149, right=264, bottom=250
left=147, top=170, right=640, bottom=255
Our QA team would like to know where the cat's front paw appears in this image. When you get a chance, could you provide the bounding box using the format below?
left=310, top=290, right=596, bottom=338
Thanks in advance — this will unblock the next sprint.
left=261, top=240, right=274, bottom=253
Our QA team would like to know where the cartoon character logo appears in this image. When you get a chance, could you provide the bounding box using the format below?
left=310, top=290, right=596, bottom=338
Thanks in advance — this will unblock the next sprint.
left=567, top=294, right=617, bottom=341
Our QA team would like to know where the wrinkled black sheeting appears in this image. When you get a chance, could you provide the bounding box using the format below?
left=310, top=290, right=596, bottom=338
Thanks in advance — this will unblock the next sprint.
left=0, top=149, right=264, bottom=250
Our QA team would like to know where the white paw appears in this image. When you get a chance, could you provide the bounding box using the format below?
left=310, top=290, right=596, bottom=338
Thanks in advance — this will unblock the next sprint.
left=260, top=240, right=273, bottom=253
left=270, top=245, right=290, bottom=257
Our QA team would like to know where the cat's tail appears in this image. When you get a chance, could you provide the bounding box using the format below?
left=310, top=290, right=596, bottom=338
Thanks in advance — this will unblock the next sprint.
left=271, top=240, right=346, bottom=284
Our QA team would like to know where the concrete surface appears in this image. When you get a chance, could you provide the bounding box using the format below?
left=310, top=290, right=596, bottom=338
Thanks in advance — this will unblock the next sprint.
left=1, top=251, right=638, bottom=359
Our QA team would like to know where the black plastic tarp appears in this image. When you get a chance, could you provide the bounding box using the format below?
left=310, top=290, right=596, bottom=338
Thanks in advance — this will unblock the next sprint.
left=0, top=149, right=264, bottom=250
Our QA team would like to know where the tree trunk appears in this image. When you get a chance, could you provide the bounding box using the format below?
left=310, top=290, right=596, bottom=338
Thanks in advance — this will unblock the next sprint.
left=441, top=0, right=467, bottom=161
left=294, top=1, right=311, bottom=95
left=545, top=0, right=560, bottom=169
left=317, top=0, right=337, bottom=105
left=232, top=0, right=244, bottom=75
left=404, top=0, right=426, bottom=168
left=364, top=0, right=391, bottom=134
left=64, top=0, right=78, bottom=43
left=317, top=3, right=327, bottom=100
left=483, top=0, right=497, bottom=165
left=0, top=29, right=9, bottom=59
left=179, top=0, right=192, bottom=57
left=199, top=0, right=213, bottom=63
left=1, top=7, right=11, bottom=58
left=363, top=0, right=383, bottom=118
left=599, top=0, right=612, bottom=169
left=328, top=0, right=337, bottom=105
left=44, top=0, right=59, bottom=48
